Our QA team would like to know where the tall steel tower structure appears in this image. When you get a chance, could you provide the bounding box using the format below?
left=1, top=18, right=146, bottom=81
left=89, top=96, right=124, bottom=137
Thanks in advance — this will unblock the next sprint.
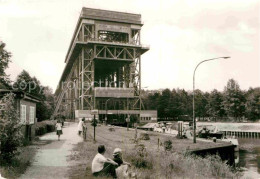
left=54, top=7, right=157, bottom=123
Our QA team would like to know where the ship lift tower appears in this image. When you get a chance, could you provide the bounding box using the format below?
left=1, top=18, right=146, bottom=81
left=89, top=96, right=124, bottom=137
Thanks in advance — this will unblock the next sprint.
left=54, top=7, right=157, bottom=123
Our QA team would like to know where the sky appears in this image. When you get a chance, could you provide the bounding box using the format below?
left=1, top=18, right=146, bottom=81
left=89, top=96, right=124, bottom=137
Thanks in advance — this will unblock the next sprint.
left=1, top=0, right=259, bottom=92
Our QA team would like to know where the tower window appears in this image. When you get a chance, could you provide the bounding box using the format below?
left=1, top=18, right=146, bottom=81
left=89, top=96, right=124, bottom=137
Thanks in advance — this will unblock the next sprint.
left=98, top=31, right=129, bottom=43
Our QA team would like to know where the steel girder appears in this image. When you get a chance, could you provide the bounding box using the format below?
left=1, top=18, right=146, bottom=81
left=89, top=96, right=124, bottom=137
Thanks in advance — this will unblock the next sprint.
left=79, top=47, right=94, bottom=110
left=55, top=22, right=144, bottom=115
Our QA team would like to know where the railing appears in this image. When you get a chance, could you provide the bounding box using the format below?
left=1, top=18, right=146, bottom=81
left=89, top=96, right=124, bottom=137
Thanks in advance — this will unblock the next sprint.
left=223, top=130, right=260, bottom=139
left=95, top=87, right=135, bottom=98
left=76, top=36, right=142, bottom=46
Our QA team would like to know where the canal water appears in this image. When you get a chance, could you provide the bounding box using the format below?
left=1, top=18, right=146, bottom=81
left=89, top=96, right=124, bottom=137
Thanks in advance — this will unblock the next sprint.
left=196, top=122, right=260, bottom=178
left=238, top=138, right=260, bottom=178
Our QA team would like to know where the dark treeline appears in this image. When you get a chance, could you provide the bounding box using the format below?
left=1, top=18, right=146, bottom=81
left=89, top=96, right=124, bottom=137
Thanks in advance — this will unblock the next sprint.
left=13, top=70, right=55, bottom=121
left=142, top=79, right=260, bottom=122
left=0, top=41, right=54, bottom=122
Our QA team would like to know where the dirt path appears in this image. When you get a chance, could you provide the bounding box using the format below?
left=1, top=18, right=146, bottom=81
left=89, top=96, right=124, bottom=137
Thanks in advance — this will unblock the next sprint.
left=19, top=122, right=82, bottom=179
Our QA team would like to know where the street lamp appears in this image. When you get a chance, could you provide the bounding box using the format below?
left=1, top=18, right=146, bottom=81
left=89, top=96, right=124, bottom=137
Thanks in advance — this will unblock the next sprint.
left=126, top=98, right=130, bottom=131
left=193, top=56, right=230, bottom=143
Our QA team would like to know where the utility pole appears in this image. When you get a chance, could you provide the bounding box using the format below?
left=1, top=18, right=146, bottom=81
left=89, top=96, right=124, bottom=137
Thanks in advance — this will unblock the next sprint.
left=127, top=98, right=129, bottom=131
left=91, top=109, right=98, bottom=142
left=93, top=114, right=96, bottom=141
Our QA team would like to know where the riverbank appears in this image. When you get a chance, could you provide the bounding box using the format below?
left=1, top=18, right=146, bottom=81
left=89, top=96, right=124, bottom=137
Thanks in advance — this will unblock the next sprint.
left=197, top=122, right=260, bottom=178
left=68, top=124, right=240, bottom=178
left=197, top=122, right=260, bottom=132
left=238, top=138, right=260, bottom=178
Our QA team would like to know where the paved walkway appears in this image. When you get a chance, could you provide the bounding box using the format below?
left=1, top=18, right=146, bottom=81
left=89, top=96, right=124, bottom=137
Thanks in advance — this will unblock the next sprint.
left=20, top=122, right=82, bottom=179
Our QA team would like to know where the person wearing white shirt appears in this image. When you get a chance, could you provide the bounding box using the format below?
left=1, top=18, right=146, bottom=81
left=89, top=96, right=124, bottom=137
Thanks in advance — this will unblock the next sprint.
left=55, top=120, right=63, bottom=141
left=92, top=145, right=118, bottom=178
left=77, top=118, right=83, bottom=135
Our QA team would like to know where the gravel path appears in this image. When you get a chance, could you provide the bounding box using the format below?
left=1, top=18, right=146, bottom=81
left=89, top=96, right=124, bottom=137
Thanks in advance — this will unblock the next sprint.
left=19, top=122, right=82, bottom=179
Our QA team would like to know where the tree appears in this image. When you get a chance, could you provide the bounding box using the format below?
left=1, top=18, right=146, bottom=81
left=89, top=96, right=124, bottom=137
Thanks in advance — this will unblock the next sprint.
left=169, top=89, right=182, bottom=119
left=206, top=89, right=225, bottom=121
left=0, top=41, right=12, bottom=88
left=0, top=93, right=23, bottom=163
left=36, top=87, right=54, bottom=121
left=178, top=89, right=192, bottom=117
left=144, top=92, right=160, bottom=110
left=223, top=79, right=246, bottom=121
left=158, top=89, right=172, bottom=119
left=43, top=86, right=55, bottom=115
left=194, top=89, right=208, bottom=120
left=14, top=70, right=54, bottom=121
left=13, top=70, right=44, bottom=98
left=245, top=87, right=260, bottom=121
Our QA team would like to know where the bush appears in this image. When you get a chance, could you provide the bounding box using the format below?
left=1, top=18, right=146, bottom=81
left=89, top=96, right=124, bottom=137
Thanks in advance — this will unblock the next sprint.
left=108, top=128, right=115, bottom=132
left=129, top=144, right=153, bottom=169
left=131, top=150, right=239, bottom=178
left=164, top=140, right=172, bottom=151
left=123, top=142, right=239, bottom=178
left=0, top=144, right=37, bottom=178
left=0, top=93, right=23, bottom=163
left=35, top=120, right=56, bottom=136
left=139, top=133, right=150, bottom=140
left=35, top=122, right=47, bottom=136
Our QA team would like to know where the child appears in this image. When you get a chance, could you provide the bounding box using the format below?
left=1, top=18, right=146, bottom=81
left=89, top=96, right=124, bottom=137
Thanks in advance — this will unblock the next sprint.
left=113, top=148, right=135, bottom=178
left=55, top=120, right=63, bottom=140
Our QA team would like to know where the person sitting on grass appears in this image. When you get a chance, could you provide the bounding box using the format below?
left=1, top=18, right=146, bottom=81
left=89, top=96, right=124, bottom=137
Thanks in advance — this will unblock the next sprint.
left=113, top=148, right=136, bottom=178
left=92, top=145, right=118, bottom=178
left=113, top=148, right=131, bottom=167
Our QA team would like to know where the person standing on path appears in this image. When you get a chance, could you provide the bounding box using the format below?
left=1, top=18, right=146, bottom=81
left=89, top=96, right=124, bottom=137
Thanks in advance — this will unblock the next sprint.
left=55, top=120, right=63, bottom=141
left=78, top=118, right=83, bottom=135
left=82, top=118, right=87, bottom=140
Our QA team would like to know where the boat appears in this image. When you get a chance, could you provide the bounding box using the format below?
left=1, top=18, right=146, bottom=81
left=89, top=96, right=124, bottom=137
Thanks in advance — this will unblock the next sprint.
left=197, top=125, right=239, bottom=151
left=197, top=125, right=223, bottom=139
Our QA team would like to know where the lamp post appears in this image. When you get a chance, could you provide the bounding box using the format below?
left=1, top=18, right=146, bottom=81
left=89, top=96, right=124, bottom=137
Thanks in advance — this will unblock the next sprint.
left=193, top=56, right=230, bottom=143
left=127, top=98, right=129, bottom=131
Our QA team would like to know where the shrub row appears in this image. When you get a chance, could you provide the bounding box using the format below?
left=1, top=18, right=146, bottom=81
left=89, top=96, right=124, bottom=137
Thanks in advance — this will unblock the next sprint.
left=124, top=142, right=240, bottom=179
left=35, top=120, right=56, bottom=136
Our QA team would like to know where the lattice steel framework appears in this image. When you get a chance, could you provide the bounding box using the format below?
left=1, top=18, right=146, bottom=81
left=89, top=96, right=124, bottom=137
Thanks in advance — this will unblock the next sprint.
left=53, top=8, right=148, bottom=118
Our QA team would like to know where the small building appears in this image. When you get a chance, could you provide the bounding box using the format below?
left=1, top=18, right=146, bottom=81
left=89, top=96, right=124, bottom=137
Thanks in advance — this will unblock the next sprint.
left=0, top=89, right=40, bottom=141
left=139, top=110, right=157, bottom=123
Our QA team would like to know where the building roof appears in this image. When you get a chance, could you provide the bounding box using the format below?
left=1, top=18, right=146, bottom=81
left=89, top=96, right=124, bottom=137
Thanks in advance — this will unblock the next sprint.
left=81, top=7, right=142, bottom=25
left=0, top=89, right=41, bottom=103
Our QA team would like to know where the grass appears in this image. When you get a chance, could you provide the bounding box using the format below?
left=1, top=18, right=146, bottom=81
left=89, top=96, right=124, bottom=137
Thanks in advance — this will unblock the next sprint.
left=68, top=124, right=240, bottom=178
left=0, top=120, right=56, bottom=178
left=0, top=145, right=37, bottom=179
